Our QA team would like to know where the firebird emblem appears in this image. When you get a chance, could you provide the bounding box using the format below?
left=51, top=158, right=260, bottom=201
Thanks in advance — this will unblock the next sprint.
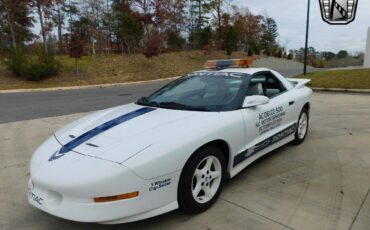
left=319, top=0, right=358, bottom=25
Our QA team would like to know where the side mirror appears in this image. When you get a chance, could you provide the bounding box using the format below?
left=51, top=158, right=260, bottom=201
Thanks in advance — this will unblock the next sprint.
left=242, top=95, right=270, bottom=108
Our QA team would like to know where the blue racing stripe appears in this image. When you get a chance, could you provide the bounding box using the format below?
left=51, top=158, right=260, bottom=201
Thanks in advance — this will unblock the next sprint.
left=49, top=107, right=156, bottom=162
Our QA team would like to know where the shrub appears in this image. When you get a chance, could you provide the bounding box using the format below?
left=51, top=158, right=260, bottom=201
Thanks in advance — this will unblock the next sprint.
left=26, top=54, right=60, bottom=81
left=3, top=47, right=28, bottom=77
left=4, top=45, right=60, bottom=81
left=318, top=59, right=326, bottom=68
left=311, top=59, right=326, bottom=68
left=310, top=60, right=318, bottom=68
left=247, top=47, right=253, bottom=57
left=143, top=31, right=162, bottom=58
left=274, top=48, right=283, bottom=58
left=253, top=45, right=261, bottom=55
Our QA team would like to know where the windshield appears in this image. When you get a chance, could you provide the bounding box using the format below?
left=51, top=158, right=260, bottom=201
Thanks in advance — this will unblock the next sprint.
left=137, top=72, right=248, bottom=111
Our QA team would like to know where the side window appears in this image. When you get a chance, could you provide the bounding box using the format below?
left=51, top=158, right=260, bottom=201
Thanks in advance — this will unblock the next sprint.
left=247, top=73, right=286, bottom=98
left=247, top=75, right=266, bottom=96
left=265, top=75, right=286, bottom=98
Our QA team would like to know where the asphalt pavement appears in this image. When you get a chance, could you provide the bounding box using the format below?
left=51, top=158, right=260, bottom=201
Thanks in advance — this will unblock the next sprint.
left=0, top=80, right=170, bottom=124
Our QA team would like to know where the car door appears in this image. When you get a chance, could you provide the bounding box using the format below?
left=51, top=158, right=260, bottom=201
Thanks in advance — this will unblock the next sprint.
left=233, top=71, right=295, bottom=167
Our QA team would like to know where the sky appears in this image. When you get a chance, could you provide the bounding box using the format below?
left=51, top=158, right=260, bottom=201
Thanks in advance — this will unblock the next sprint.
left=232, top=0, right=370, bottom=53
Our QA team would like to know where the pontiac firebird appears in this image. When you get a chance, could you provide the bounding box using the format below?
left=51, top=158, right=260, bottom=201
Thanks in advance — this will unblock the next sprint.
left=28, top=60, right=312, bottom=224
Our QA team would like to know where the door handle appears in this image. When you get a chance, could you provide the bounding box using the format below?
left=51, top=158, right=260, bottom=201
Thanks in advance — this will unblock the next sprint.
left=289, top=101, right=295, bottom=106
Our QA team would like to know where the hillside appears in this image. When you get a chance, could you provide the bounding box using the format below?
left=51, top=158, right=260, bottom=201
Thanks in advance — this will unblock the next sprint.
left=0, top=51, right=249, bottom=90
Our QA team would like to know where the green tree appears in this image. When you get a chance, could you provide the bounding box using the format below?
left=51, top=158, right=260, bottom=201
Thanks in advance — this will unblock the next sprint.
left=322, top=51, right=336, bottom=60
left=337, top=50, right=349, bottom=59
left=167, top=29, right=185, bottom=50
left=189, top=0, right=211, bottom=31
left=0, top=0, right=34, bottom=48
left=287, top=53, right=293, bottom=60
left=118, top=12, right=143, bottom=53
left=111, top=1, right=144, bottom=54
left=72, top=17, right=93, bottom=44
left=189, top=26, right=212, bottom=49
left=260, top=16, right=278, bottom=56
left=247, top=47, right=253, bottom=56
left=224, top=26, right=239, bottom=55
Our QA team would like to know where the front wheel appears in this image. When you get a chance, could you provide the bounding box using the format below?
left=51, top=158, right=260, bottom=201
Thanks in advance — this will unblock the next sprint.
left=292, top=107, right=309, bottom=145
left=178, top=145, right=226, bottom=213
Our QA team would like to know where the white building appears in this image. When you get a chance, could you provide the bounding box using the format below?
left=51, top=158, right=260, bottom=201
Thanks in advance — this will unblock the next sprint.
left=364, top=28, right=370, bottom=68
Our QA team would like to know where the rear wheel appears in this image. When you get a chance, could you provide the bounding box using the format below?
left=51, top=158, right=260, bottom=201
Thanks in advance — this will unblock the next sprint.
left=292, top=107, right=309, bottom=145
left=178, top=145, right=226, bottom=213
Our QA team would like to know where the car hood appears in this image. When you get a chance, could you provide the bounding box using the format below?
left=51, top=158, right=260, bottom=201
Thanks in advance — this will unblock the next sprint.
left=54, top=103, right=199, bottom=163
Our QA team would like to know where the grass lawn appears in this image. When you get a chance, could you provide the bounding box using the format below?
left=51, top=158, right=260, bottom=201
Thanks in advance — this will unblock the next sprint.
left=296, top=69, right=370, bottom=89
left=0, top=50, right=248, bottom=90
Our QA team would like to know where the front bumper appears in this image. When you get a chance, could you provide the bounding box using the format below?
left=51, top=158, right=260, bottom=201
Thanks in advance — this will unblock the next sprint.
left=28, top=156, right=181, bottom=223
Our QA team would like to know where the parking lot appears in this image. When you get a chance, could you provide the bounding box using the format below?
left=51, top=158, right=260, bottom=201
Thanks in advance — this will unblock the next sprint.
left=0, top=92, right=369, bottom=230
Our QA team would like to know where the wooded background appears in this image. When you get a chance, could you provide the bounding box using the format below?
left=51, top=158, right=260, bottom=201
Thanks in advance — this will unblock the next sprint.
left=0, top=0, right=281, bottom=57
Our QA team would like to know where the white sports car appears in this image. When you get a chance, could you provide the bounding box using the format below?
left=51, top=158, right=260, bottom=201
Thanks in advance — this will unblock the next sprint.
left=28, top=59, right=312, bottom=224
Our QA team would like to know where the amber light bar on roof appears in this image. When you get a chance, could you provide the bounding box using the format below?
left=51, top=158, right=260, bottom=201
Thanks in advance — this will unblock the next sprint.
left=204, top=58, right=253, bottom=70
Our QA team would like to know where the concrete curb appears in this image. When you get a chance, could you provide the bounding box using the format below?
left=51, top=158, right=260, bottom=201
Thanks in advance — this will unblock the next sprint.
left=0, top=77, right=179, bottom=94
left=312, top=87, right=370, bottom=94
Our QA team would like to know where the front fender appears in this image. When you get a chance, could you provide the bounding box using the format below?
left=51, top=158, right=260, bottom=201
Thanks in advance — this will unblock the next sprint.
left=122, top=111, right=245, bottom=179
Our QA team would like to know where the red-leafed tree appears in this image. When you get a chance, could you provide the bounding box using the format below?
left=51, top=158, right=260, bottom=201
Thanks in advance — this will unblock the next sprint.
left=162, top=0, right=187, bottom=31
left=69, top=33, right=84, bottom=73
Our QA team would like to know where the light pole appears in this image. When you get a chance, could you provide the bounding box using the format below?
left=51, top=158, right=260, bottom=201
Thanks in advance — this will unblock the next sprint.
left=303, top=0, right=311, bottom=75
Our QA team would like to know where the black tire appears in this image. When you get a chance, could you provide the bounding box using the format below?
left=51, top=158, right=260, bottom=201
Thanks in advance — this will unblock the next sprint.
left=292, top=107, right=309, bottom=145
left=178, top=145, right=226, bottom=214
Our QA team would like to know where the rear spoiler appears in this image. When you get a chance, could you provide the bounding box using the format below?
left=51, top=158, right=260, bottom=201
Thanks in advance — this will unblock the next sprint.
left=287, top=78, right=311, bottom=89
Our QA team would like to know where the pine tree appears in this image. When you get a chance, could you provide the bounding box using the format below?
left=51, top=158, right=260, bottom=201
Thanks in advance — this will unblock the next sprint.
left=0, top=0, right=34, bottom=48
left=260, top=16, right=278, bottom=56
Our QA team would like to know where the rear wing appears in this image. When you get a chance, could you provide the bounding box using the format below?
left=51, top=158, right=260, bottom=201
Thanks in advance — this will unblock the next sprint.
left=287, top=78, right=311, bottom=89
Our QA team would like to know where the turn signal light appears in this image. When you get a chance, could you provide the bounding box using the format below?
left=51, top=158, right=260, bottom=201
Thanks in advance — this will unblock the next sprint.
left=94, top=191, right=139, bottom=203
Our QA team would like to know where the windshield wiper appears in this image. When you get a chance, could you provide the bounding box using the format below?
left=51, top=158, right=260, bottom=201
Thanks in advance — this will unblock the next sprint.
left=158, top=102, right=210, bottom=111
left=137, top=98, right=209, bottom=111
left=137, top=97, right=161, bottom=107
